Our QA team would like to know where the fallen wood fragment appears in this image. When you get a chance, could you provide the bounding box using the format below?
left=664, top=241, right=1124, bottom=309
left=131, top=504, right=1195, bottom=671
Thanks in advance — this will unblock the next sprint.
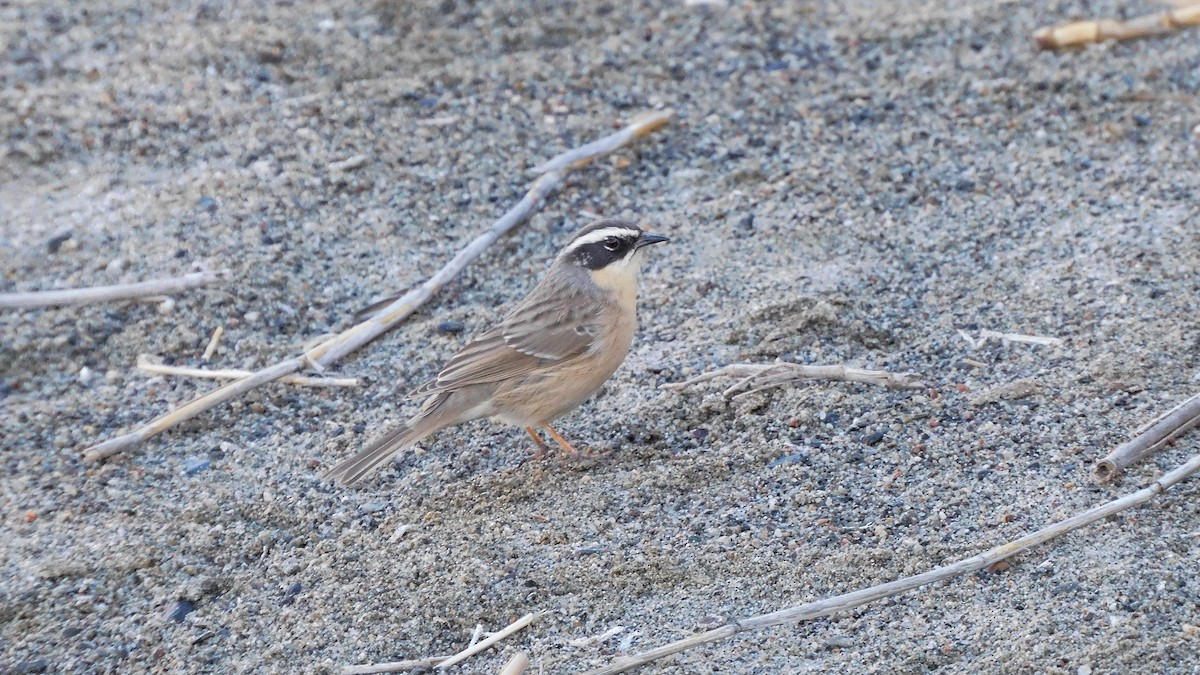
left=1034, top=3, right=1200, bottom=49
left=499, top=652, right=530, bottom=675
left=0, top=271, right=222, bottom=309
left=1094, top=392, right=1200, bottom=482
left=436, top=612, right=544, bottom=669
left=81, top=111, right=673, bottom=462
left=586, top=453, right=1200, bottom=674
left=340, top=655, right=452, bottom=674
left=202, top=326, right=225, bottom=360
left=136, top=357, right=359, bottom=388
left=662, top=362, right=927, bottom=398
left=957, top=329, right=1063, bottom=349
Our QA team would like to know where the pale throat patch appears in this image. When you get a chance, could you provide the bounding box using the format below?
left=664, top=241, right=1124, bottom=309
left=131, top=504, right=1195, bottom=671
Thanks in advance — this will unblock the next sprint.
left=588, top=248, right=644, bottom=309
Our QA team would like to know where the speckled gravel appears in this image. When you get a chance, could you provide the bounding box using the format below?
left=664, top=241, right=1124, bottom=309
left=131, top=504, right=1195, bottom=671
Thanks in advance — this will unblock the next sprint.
left=3, top=0, right=1200, bottom=673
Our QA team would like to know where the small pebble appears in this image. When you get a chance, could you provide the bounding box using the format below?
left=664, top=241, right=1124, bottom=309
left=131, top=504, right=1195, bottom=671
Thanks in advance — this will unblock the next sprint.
left=183, top=458, right=211, bottom=475
left=280, top=583, right=302, bottom=606
left=46, top=231, right=72, bottom=254
left=196, top=196, right=218, bottom=212
left=862, top=430, right=886, bottom=446
left=769, top=453, right=807, bottom=467
left=165, top=599, right=196, bottom=623
left=825, top=636, right=854, bottom=649
left=77, top=366, right=95, bottom=385
left=436, top=320, right=465, bottom=334
left=360, top=500, right=387, bottom=514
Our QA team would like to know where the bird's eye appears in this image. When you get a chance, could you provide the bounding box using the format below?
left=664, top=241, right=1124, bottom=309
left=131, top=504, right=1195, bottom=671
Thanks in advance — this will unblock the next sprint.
left=603, top=238, right=621, bottom=251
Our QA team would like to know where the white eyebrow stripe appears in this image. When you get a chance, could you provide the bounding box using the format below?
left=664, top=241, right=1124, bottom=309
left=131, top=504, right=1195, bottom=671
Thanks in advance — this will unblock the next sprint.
left=564, top=227, right=640, bottom=251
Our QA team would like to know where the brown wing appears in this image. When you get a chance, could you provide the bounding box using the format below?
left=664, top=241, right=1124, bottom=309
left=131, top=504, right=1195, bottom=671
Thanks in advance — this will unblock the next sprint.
left=407, top=279, right=601, bottom=400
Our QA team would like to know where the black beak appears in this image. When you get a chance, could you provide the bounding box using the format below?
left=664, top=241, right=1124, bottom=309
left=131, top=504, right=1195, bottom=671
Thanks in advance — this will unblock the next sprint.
left=636, top=232, right=670, bottom=248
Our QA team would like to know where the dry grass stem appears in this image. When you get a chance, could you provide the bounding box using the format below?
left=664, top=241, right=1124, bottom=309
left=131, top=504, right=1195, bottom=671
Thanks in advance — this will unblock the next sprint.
left=202, top=326, right=225, bottom=360
left=587, top=453, right=1200, bottom=674
left=1094, top=392, right=1200, bottom=482
left=329, top=154, right=368, bottom=172
left=416, top=115, right=460, bottom=127
left=498, top=652, right=530, bottom=675
left=1034, top=2, right=1200, bottom=48
left=136, top=358, right=359, bottom=388
left=468, top=624, right=485, bottom=648
left=662, top=362, right=927, bottom=397
left=79, top=112, right=673, bottom=462
left=0, top=271, right=222, bottom=309
left=436, top=612, right=545, bottom=669
left=570, top=626, right=626, bottom=648
left=340, top=655, right=453, bottom=674
left=957, top=329, right=1064, bottom=349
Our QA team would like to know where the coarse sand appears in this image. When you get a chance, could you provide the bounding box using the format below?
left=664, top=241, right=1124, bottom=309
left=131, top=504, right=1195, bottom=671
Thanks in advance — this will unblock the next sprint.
left=3, top=0, right=1199, bottom=673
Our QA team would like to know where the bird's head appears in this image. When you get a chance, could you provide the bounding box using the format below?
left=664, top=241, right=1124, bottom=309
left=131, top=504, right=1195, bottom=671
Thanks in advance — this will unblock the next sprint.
left=558, top=220, right=669, bottom=294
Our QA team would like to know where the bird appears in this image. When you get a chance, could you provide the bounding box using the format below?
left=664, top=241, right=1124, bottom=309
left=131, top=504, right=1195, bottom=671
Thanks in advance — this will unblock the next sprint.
left=323, top=219, right=670, bottom=485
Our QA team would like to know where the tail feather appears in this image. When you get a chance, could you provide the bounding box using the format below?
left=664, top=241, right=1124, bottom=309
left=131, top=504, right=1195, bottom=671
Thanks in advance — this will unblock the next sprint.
left=322, top=418, right=440, bottom=486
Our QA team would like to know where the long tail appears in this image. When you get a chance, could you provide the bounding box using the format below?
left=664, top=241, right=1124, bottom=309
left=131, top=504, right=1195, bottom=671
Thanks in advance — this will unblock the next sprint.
left=322, top=416, right=443, bottom=486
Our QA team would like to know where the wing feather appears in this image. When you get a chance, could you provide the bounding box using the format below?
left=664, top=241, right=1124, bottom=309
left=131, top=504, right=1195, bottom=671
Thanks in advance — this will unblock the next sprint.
left=407, top=277, right=602, bottom=399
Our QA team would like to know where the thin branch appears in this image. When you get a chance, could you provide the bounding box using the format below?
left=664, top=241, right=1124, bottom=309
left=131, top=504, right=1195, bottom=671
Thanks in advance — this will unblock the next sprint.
left=202, top=326, right=225, bottom=360
left=586, top=453, right=1200, bottom=674
left=1094, top=392, right=1200, bottom=483
left=80, top=111, right=673, bottom=463
left=532, top=110, right=673, bottom=173
left=436, top=612, right=545, bottom=669
left=0, top=271, right=222, bottom=309
left=957, top=329, right=1064, bottom=349
left=1034, top=3, right=1200, bottom=48
left=137, top=358, right=359, bottom=388
left=661, top=363, right=927, bottom=395
left=341, top=655, right=453, bottom=674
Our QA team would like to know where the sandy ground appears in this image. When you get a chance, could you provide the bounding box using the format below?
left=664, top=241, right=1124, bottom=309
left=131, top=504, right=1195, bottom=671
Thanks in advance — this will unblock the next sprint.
left=3, top=0, right=1200, bottom=672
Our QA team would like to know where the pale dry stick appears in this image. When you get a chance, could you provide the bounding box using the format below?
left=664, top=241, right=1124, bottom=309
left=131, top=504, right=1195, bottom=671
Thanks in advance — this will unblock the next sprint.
left=202, top=326, right=225, bottom=360
left=1034, top=2, right=1200, bottom=48
left=436, top=612, right=545, bottom=669
left=468, top=624, right=485, bottom=648
left=570, top=626, right=626, bottom=648
left=137, top=359, right=359, bottom=388
left=532, top=109, right=673, bottom=173
left=662, top=363, right=927, bottom=396
left=81, top=112, right=673, bottom=463
left=0, top=271, right=222, bottom=309
left=1094, top=393, right=1200, bottom=483
left=587, top=454, right=1200, bottom=675
left=956, top=329, right=1064, bottom=349
left=341, top=655, right=453, bottom=674
left=498, top=653, right=530, bottom=675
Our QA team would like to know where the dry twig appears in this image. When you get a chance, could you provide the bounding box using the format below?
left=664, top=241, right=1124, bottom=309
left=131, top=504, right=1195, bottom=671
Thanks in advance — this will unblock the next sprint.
left=957, top=329, right=1064, bottom=349
left=0, top=271, right=222, bottom=309
left=498, top=652, right=530, bottom=675
left=1034, top=2, right=1200, bottom=48
left=1094, top=392, right=1200, bottom=482
left=662, top=362, right=926, bottom=398
left=202, top=326, right=225, bottom=360
left=341, top=613, right=541, bottom=674
left=341, top=655, right=452, bottom=674
left=136, top=358, right=359, bottom=388
left=587, top=453, right=1200, bottom=674
left=532, top=110, right=672, bottom=174
left=436, top=612, right=545, bottom=669
left=81, top=111, right=673, bottom=462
